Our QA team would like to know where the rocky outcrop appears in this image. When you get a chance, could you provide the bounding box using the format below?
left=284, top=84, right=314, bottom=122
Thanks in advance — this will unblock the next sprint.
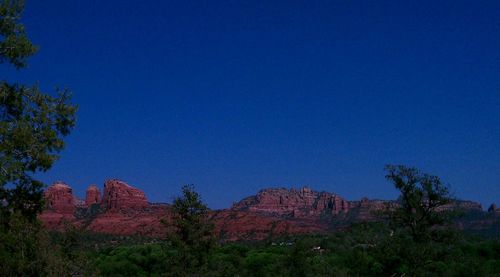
left=211, top=209, right=326, bottom=241
left=44, top=182, right=77, bottom=215
left=347, top=198, right=390, bottom=221
left=39, top=181, right=497, bottom=241
left=101, top=179, right=148, bottom=211
left=85, top=185, right=101, bottom=206
left=440, top=200, right=483, bottom=212
left=86, top=205, right=170, bottom=236
left=488, top=204, right=499, bottom=214
left=40, top=182, right=79, bottom=230
left=41, top=180, right=161, bottom=235
left=232, top=187, right=350, bottom=217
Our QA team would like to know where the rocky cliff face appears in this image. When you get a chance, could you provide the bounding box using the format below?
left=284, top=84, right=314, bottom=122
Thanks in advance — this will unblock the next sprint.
left=211, top=209, right=327, bottom=241
left=40, top=180, right=165, bottom=235
left=40, top=182, right=79, bottom=230
left=39, top=181, right=496, bottom=241
left=232, top=187, right=350, bottom=217
left=440, top=200, right=483, bottom=212
left=346, top=198, right=389, bottom=221
left=85, top=185, right=101, bottom=206
left=44, top=182, right=77, bottom=215
left=101, top=179, right=148, bottom=211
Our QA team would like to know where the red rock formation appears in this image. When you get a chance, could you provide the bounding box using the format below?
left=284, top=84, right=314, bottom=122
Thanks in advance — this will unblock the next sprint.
left=39, top=182, right=494, bottom=241
left=40, top=182, right=78, bottom=230
left=440, top=200, right=483, bottom=212
left=232, top=187, right=350, bottom=217
left=101, top=179, right=148, bottom=211
left=43, top=182, right=76, bottom=215
left=346, top=198, right=390, bottom=221
left=87, top=205, right=170, bottom=236
left=212, top=209, right=326, bottom=241
left=38, top=212, right=74, bottom=231
left=85, top=184, right=101, bottom=206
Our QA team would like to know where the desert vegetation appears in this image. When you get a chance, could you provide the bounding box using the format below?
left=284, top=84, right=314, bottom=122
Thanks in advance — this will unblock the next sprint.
left=2, top=163, right=500, bottom=276
left=1, top=1, right=499, bottom=276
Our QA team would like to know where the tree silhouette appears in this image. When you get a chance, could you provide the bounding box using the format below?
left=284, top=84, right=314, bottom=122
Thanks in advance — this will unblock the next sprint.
left=385, top=165, right=452, bottom=242
left=167, top=185, right=215, bottom=275
left=0, top=0, right=76, bottom=223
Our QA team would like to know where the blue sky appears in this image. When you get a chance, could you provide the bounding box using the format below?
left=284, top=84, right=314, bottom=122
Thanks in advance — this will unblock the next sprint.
left=2, top=0, right=499, bottom=208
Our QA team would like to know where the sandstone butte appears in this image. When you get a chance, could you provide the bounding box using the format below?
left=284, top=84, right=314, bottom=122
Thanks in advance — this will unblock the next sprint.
left=85, top=184, right=101, bottom=206
left=39, top=180, right=498, bottom=241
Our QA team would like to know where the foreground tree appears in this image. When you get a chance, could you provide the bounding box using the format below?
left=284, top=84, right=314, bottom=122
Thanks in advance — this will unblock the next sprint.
left=0, top=0, right=76, bottom=222
left=385, top=165, right=453, bottom=242
left=1, top=1, right=76, bottom=275
left=381, top=165, right=459, bottom=275
left=166, top=185, right=215, bottom=275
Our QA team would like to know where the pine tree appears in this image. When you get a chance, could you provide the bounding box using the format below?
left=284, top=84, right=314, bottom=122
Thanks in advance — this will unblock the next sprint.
left=0, top=0, right=76, bottom=223
left=167, top=185, right=215, bottom=275
left=1, top=2, right=76, bottom=273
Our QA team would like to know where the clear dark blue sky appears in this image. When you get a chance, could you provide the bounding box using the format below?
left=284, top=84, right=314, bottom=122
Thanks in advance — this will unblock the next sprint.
left=2, top=0, right=499, bottom=209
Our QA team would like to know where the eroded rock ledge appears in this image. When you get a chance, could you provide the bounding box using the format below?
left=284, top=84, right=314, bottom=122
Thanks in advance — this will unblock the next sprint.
left=39, top=180, right=496, bottom=241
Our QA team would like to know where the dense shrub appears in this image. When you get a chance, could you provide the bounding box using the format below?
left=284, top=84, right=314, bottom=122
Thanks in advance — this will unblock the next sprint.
left=68, top=222, right=499, bottom=276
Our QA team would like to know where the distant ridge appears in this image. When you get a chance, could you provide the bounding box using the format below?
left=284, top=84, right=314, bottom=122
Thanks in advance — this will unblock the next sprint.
left=40, top=179, right=498, bottom=241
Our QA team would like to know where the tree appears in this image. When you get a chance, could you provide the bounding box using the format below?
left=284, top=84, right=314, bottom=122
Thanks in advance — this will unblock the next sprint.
left=384, top=165, right=453, bottom=242
left=0, top=2, right=76, bottom=274
left=0, top=0, right=76, bottom=223
left=166, top=185, right=215, bottom=275
left=0, top=0, right=36, bottom=68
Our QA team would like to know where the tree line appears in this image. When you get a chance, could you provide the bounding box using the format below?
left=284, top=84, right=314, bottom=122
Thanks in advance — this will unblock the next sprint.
left=1, top=1, right=498, bottom=276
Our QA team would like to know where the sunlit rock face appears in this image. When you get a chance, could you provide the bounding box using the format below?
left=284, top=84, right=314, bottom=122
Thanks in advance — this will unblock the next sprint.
left=44, top=181, right=76, bottom=215
left=232, top=187, right=350, bottom=217
left=211, top=209, right=327, bottom=241
left=40, top=182, right=78, bottom=230
left=41, top=180, right=168, bottom=236
left=445, top=200, right=483, bottom=211
left=39, top=181, right=495, bottom=241
left=101, top=179, right=148, bottom=211
left=85, top=184, right=101, bottom=206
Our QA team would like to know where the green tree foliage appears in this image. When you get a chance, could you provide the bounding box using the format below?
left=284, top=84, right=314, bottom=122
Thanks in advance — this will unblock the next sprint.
left=166, top=184, right=216, bottom=275
left=81, top=176, right=499, bottom=276
left=0, top=212, right=45, bottom=274
left=59, top=169, right=500, bottom=276
left=0, top=0, right=36, bottom=69
left=0, top=0, right=76, bottom=222
left=56, top=222, right=98, bottom=275
left=96, top=244, right=168, bottom=276
left=0, top=1, right=76, bottom=275
left=206, top=244, right=249, bottom=276
left=90, top=225, right=500, bottom=277
left=0, top=212, right=68, bottom=276
left=385, top=164, right=452, bottom=242
left=380, top=165, right=469, bottom=275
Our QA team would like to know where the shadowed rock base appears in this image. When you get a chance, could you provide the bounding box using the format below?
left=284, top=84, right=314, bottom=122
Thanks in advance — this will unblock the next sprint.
left=39, top=181, right=497, bottom=241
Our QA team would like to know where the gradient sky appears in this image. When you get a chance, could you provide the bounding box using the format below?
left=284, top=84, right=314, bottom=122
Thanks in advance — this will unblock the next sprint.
left=2, top=0, right=499, bottom=209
